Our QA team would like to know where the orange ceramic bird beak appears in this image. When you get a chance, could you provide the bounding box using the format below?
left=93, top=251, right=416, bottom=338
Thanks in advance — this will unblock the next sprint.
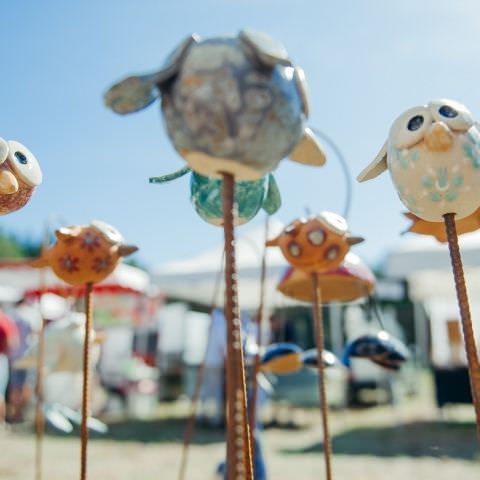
left=346, top=235, right=364, bottom=246
left=118, top=245, right=139, bottom=257
left=30, top=256, right=50, bottom=268
left=265, top=236, right=280, bottom=247
left=424, top=121, right=453, bottom=152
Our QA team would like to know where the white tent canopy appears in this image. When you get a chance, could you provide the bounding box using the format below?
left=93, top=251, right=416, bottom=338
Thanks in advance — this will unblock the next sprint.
left=0, top=262, right=151, bottom=299
left=154, top=218, right=296, bottom=310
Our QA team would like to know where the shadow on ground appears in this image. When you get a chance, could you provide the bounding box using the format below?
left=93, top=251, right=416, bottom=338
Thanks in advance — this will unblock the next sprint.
left=45, top=417, right=225, bottom=444
left=281, top=421, right=478, bottom=460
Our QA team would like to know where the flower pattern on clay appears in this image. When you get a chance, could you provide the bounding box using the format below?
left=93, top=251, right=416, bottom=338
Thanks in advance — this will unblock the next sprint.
left=79, top=232, right=102, bottom=252
left=92, top=255, right=112, bottom=273
left=59, top=254, right=80, bottom=273
left=421, top=167, right=464, bottom=203
left=463, top=131, right=480, bottom=170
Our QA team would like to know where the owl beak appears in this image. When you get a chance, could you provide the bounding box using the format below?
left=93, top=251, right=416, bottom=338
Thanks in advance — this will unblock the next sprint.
left=0, top=170, right=19, bottom=194
left=425, top=121, right=453, bottom=152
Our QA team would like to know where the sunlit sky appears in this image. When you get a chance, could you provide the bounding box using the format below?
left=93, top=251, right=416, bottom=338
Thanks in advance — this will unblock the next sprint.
left=1, top=1, right=479, bottom=270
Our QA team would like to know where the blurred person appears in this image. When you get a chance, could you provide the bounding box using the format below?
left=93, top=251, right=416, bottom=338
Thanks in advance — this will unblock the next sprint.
left=0, top=310, right=19, bottom=426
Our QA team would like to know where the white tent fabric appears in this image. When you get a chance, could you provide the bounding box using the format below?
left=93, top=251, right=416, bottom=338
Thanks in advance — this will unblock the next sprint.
left=0, top=262, right=151, bottom=296
left=154, top=218, right=297, bottom=310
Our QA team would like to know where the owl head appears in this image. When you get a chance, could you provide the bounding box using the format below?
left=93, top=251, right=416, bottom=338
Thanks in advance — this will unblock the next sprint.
left=104, top=29, right=326, bottom=180
left=358, top=99, right=480, bottom=222
left=0, top=138, right=42, bottom=215
left=266, top=212, right=364, bottom=274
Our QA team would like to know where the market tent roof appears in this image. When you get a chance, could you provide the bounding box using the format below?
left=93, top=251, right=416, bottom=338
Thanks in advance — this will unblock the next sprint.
left=384, top=230, right=480, bottom=279
left=154, top=218, right=296, bottom=310
left=0, top=260, right=151, bottom=299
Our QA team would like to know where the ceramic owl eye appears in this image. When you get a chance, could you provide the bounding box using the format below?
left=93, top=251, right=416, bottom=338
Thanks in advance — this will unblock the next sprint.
left=150, top=167, right=281, bottom=226
left=31, top=221, right=138, bottom=286
left=277, top=252, right=375, bottom=303
left=266, top=212, right=364, bottom=274
left=358, top=99, right=480, bottom=222
left=105, top=29, right=327, bottom=181
left=0, top=138, right=42, bottom=215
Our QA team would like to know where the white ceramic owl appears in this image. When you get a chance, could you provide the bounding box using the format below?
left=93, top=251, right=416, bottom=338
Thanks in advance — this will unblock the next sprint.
left=358, top=99, right=480, bottom=222
left=0, top=138, right=42, bottom=215
left=105, top=29, right=326, bottom=180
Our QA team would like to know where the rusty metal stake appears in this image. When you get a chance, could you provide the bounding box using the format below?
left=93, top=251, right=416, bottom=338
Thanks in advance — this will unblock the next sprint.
left=312, top=273, right=333, bottom=480
left=80, top=283, right=94, bottom=480
left=444, top=213, right=480, bottom=441
left=222, top=172, right=254, bottom=480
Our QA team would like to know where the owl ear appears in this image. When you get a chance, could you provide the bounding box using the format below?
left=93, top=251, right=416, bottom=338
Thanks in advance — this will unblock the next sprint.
left=0, top=138, right=9, bottom=164
left=104, top=34, right=199, bottom=115
left=55, top=227, right=76, bottom=241
left=289, top=127, right=327, bottom=166
left=357, top=141, right=388, bottom=182
left=239, top=29, right=291, bottom=67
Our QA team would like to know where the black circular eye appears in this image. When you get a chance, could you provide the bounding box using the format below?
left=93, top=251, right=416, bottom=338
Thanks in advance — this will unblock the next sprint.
left=288, top=242, right=302, bottom=257
left=325, top=245, right=339, bottom=261
left=407, top=115, right=424, bottom=131
left=307, top=229, right=325, bottom=246
left=14, top=151, right=28, bottom=165
left=439, top=105, right=458, bottom=118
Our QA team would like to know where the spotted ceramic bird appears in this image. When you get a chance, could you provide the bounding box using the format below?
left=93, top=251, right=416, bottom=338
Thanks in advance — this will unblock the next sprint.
left=105, top=29, right=326, bottom=181
left=266, top=212, right=364, bottom=274
left=343, top=331, right=410, bottom=371
left=31, top=221, right=138, bottom=286
left=0, top=138, right=42, bottom=215
left=358, top=99, right=480, bottom=222
left=150, top=167, right=280, bottom=226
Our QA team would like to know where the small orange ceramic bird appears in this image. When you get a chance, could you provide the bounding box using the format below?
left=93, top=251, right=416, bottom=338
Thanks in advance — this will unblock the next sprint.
left=403, top=210, right=480, bottom=243
left=32, top=221, right=138, bottom=286
left=0, top=138, right=42, bottom=215
left=266, top=212, right=363, bottom=274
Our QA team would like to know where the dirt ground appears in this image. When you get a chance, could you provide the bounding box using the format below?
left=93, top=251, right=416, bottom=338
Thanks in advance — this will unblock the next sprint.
left=1, top=388, right=479, bottom=479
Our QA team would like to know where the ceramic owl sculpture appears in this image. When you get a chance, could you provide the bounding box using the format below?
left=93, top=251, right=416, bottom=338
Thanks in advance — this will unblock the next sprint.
left=358, top=99, right=480, bottom=222
left=105, top=29, right=326, bottom=180
left=31, top=221, right=138, bottom=286
left=150, top=167, right=281, bottom=226
left=0, top=138, right=42, bottom=215
left=266, top=212, right=364, bottom=274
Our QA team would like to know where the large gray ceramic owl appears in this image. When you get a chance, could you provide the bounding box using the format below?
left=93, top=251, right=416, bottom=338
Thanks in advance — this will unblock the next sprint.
left=104, top=29, right=326, bottom=180
left=358, top=99, right=480, bottom=222
left=0, top=138, right=42, bottom=215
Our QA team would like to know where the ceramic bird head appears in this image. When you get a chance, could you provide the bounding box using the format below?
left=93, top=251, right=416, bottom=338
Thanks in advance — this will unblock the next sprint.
left=266, top=212, right=364, bottom=274
left=0, top=138, right=42, bottom=215
left=358, top=99, right=480, bottom=222
left=343, top=331, right=410, bottom=371
left=105, top=29, right=326, bottom=181
left=31, top=221, right=138, bottom=286
left=277, top=252, right=375, bottom=303
left=150, top=167, right=281, bottom=226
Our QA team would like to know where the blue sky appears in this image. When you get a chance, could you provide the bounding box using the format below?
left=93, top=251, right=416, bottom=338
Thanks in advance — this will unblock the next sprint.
left=1, top=1, right=479, bottom=270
